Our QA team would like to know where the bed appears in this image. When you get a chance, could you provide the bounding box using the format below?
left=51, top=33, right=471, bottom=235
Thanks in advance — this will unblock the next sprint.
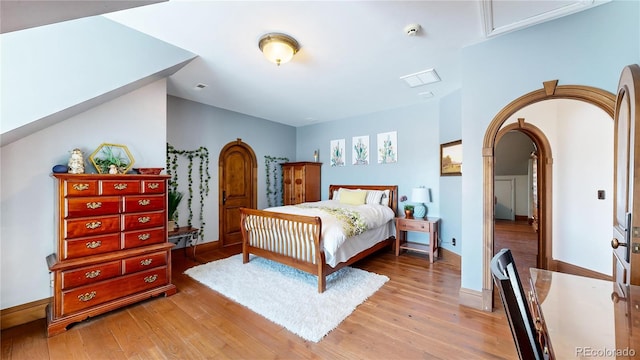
left=240, top=184, right=398, bottom=293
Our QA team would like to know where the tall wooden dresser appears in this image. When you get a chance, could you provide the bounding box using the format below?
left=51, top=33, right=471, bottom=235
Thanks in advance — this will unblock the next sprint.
left=281, top=162, right=321, bottom=205
left=46, top=174, right=176, bottom=336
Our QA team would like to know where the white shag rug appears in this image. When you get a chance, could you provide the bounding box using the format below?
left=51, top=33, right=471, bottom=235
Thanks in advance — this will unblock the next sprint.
left=184, top=254, right=389, bottom=342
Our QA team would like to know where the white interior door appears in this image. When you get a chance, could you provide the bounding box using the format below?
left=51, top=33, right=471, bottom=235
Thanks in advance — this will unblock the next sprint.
left=495, top=178, right=515, bottom=220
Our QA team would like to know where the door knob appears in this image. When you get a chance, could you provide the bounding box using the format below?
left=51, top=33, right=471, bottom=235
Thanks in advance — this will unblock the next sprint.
left=611, top=238, right=628, bottom=249
left=611, top=291, right=627, bottom=303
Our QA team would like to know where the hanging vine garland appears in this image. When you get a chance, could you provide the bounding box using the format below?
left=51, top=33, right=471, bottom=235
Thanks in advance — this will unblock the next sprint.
left=166, top=143, right=211, bottom=241
left=265, top=155, right=289, bottom=207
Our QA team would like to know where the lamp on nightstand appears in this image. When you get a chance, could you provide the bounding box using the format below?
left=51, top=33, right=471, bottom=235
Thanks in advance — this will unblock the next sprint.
left=411, top=187, right=429, bottom=218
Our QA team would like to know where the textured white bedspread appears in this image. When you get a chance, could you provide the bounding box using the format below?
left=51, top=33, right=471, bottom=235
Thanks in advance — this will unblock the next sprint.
left=265, top=200, right=395, bottom=266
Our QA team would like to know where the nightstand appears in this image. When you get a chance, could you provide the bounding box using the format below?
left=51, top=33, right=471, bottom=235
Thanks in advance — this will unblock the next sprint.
left=395, top=216, right=440, bottom=263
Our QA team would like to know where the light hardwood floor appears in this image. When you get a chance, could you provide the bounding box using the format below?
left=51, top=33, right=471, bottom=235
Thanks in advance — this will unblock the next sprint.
left=2, top=245, right=518, bottom=359
left=494, top=219, right=538, bottom=300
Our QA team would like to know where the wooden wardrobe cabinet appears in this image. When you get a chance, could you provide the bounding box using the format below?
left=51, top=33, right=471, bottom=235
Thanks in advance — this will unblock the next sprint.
left=281, top=162, right=321, bottom=205
left=46, top=174, right=176, bottom=336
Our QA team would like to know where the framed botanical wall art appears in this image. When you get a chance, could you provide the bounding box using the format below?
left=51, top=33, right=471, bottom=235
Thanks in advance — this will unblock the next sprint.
left=377, top=131, right=397, bottom=164
left=440, top=140, right=462, bottom=176
left=352, top=135, right=369, bottom=165
left=330, top=139, right=345, bottom=167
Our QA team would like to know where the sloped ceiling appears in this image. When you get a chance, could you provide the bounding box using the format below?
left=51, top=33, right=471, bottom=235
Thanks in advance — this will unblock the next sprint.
left=0, top=0, right=166, bottom=34
left=0, top=16, right=196, bottom=146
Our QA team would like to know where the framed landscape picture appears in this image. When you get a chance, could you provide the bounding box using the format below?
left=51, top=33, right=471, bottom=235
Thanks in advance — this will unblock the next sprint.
left=440, top=140, right=462, bottom=176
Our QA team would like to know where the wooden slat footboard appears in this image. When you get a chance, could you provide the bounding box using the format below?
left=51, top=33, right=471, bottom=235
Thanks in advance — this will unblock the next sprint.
left=239, top=184, right=398, bottom=293
left=240, top=208, right=328, bottom=292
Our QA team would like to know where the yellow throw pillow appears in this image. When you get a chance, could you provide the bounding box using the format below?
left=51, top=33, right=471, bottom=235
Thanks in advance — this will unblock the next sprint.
left=338, top=189, right=367, bottom=205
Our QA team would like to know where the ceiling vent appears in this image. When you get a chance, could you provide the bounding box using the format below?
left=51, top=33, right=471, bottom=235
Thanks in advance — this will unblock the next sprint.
left=194, top=83, right=208, bottom=90
left=400, top=68, right=441, bottom=88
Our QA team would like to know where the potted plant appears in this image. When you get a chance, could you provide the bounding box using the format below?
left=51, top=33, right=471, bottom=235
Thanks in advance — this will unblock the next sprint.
left=404, top=204, right=414, bottom=218
left=399, top=195, right=414, bottom=218
left=167, top=190, right=183, bottom=231
left=89, top=143, right=134, bottom=174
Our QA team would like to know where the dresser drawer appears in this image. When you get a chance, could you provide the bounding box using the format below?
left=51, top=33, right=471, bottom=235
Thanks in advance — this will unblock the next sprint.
left=61, top=261, right=121, bottom=290
left=123, top=195, right=165, bottom=213
left=61, top=267, right=168, bottom=316
left=397, top=220, right=432, bottom=232
left=65, top=180, right=99, bottom=196
left=142, top=180, right=165, bottom=194
left=122, top=211, right=165, bottom=231
left=100, top=180, right=140, bottom=195
left=122, top=227, right=166, bottom=249
left=65, top=196, right=120, bottom=218
left=63, top=233, right=121, bottom=259
left=65, top=215, right=121, bottom=239
left=123, top=251, right=167, bottom=274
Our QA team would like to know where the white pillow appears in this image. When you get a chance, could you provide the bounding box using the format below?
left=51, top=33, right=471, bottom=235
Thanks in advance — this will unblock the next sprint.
left=365, top=190, right=384, bottom=205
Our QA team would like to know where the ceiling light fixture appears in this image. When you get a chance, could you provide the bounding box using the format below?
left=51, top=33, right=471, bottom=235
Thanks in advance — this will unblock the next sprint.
left=258, top=33, right=300, bottom=66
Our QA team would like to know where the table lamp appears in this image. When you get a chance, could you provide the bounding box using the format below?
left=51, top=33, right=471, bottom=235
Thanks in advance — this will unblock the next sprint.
left=411, top=187, right=429, bottom=218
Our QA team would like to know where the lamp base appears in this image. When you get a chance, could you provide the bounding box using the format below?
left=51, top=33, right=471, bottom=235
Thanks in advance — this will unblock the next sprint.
left=414, top=204, right=427, bottom=218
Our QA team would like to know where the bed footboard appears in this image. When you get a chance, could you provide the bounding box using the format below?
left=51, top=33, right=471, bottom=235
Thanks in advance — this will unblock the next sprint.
left=240, top=208, right=328, bottom=292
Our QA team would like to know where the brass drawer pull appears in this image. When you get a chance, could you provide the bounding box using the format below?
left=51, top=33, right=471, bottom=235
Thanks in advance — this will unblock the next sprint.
left=148, top=183, right=159, bottom=189
left=85, top=221, right=102, bottom=229
left=86, top=202, right=102, bottom=209
left=78, top=291, right=97, bottom=302
left=114, top=183, right=128, bottom=190
left=138, top=216, right=151, bottom=223
left=144, top=275, right=158, bottom=283
left=86, top=240, right=102, bottom=249
left=85, top=270, right=101, bottom=279
left=73, top=184, right=90, bottom=191
left=138, top=199, right=151, bottom=206
left=140, top=259, right=153, bottom=266
left=138, top=233, right=150, bottom=241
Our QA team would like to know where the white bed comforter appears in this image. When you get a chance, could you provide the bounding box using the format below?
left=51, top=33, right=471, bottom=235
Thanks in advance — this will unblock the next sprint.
left=264, top=200, right=395, bottom=256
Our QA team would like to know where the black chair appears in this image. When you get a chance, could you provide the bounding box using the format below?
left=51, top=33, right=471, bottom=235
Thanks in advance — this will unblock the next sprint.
left=491, top=248, right=546, bottom=360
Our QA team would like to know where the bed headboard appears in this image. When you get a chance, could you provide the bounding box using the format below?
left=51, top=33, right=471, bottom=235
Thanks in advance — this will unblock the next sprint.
left=328, top=184, right=398, bottom=215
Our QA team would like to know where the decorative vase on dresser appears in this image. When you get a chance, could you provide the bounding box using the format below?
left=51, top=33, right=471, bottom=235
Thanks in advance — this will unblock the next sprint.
left=46, top=173, right=177, bottom=336
left=281, top=162, right=321, bottom=205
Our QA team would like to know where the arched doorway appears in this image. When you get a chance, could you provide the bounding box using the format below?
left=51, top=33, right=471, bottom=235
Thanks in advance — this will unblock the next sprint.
left=495, top=120, right=553, bottom=268
left=481, top=81, right=615, bottom=311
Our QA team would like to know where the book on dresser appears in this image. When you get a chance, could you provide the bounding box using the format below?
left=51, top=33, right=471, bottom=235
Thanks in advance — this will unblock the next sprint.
left=46, top=173, right=177, bottom=336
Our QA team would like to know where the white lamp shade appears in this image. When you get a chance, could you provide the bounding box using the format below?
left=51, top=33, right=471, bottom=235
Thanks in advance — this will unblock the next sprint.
left=411, top=187, right=429, bottom=203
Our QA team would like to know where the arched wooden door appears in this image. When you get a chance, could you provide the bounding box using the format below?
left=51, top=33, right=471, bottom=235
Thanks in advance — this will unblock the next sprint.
left=218, top=139, right=257, bottom=247
left=612, top=64, right=640, bottom=293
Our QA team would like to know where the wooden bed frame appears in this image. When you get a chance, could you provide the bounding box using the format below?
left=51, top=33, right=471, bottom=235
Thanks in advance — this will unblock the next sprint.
left=240, top=184, right=398, bottom=293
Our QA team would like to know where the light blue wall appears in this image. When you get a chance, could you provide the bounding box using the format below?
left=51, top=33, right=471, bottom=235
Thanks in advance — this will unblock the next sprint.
left=296, top=101, right=444, bottom=250
left=459, top=0, right=639, bottom=291
left=439, top=90, right=462, bottom=254
left=1, top=80, right=169, bottom=309
left=167, top=96, right=296, bottom=243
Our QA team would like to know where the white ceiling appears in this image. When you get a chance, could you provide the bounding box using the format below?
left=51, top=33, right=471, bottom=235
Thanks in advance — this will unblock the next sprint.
left=3, top=0, right=608, bottom=127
